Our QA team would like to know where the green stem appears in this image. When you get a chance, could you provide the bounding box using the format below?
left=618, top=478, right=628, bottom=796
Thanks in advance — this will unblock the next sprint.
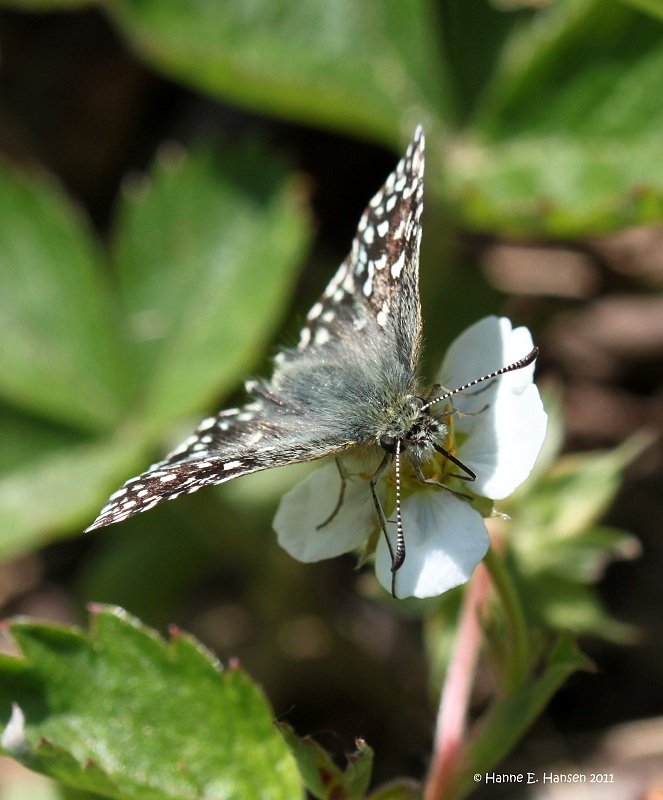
left=483, top=547, right=529, bottom=691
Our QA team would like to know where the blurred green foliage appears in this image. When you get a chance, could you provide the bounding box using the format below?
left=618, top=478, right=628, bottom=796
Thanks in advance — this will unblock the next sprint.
left=425, top=390, right=643, bottom=682
left=0, top=144, right=310, bottom=560
left=85, top=0, right=663, bottom=234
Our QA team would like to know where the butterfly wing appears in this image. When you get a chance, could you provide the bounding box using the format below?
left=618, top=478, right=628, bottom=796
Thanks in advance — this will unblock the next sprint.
left=295, top=125, right=425, bottom=373
left=87, top=127, right=426, bottom=531
left=85, top=399, right=353, bottom=531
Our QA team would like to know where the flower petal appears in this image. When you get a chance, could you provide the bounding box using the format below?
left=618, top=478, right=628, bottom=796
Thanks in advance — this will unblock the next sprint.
left=436, top=316, right=547, bottom=498
left=374, top=492, right=489, bottom=599
left=438, top=316, right=537, bottom=422
left=274, top=461, right=379, bottom=562
left=457, top=383, right=547, bottom=498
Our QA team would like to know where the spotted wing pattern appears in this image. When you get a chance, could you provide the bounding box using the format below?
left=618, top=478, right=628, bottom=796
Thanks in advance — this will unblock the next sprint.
left=85, top=398, right=351, bottom=531
left=296, top=125, right=425, bottom=372
left=86, top=127, right=426, bottom=532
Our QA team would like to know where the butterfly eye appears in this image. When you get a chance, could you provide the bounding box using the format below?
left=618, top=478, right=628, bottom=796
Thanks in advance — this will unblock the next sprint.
left=380, top=434, right=399, bottom=453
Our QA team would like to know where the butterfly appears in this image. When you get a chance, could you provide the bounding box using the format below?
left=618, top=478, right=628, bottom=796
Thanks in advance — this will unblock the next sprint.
left=87, top=127, right=537, bottom=580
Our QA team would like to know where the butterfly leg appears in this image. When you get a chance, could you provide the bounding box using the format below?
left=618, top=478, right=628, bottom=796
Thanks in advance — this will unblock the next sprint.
left=316, top=458, right=347, bottom=530
left=428, top=382, right=492, bottom=420
left=413, top=464, right=472, bottom=500
left=451, top=404, right=489, bottom=419
left=433, top=444, right=477, bottom=482
left=429, top=391, right=490, bottom=422
left=439, top=403, right=491, bottom=422
left=369, top=450, right=405, bottom=575
left=370, top=443, right=407, bottom=600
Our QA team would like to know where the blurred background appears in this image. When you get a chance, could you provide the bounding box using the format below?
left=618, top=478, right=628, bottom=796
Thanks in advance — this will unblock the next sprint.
left=0, top=0, right=662, bottom=797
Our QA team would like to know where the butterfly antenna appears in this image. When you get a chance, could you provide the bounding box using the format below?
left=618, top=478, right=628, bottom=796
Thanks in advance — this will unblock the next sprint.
left=422, top=346, right=539, bottom=411
left=391, top=439, right=406, bottom=581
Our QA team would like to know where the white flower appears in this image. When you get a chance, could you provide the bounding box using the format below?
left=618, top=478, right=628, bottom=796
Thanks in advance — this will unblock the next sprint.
left=274, top=317, right=547, bottom=599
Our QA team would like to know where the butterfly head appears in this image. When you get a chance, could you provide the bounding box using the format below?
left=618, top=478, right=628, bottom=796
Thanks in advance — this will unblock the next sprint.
left=377, top=394, right=448, bottom=466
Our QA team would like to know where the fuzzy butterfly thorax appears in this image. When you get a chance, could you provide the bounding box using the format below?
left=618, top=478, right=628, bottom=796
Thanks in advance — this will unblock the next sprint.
left=377, top=395, right=446, bottom=462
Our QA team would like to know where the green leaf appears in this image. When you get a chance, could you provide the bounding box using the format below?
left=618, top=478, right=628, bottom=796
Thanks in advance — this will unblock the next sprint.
left=437, top=0, right=523, bottom=123
left=59, top=788, right=106, bottom=800
left=446, top=0, right=663, bottom=236
left=367, top=780, right=423, bottom=800
left=114, top=143, right=310, bottom=430
left=506, top=431, right=647, bottom=640
left=620, top=0, right=663, bottom=20
left=0, top=432, right=148, bottom=561
left=278, top=723, right=373, bottom=800
left=475, top=0, right=663, bottom=140
left=514, top=432, right=650, bottom=540
left=0, top=404, right=85, bottom=474
left=460, top=632, right=592, bottom=796
left=0, top=607, right=303, bottom=800
left=0, top=163, right=129, bottom=432
left=520, top=573, right=637, bottom=641
left=444, top=134, right=663, bottom=237
left=519, top=524, right=640, bottom=584
left=103, top=0, right=451, bottom=145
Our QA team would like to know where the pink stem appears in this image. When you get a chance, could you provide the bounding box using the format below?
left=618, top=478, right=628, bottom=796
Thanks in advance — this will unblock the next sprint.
left=424, top=563, right=491, bottom=800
